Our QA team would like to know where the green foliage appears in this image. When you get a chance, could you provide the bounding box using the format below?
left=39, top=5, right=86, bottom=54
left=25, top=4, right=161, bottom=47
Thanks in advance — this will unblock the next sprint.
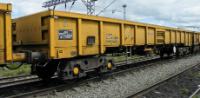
left=192, top=94, right=200, bottom=98
left=191, top=72, right=200, bottom=78
left=0, top=64, right=31, bottom=77
left=180, top=87, right=189, bottom=95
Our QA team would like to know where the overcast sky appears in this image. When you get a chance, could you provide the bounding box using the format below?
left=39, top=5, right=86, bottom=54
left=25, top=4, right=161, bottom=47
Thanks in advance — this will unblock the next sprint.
left=2, top=0, right=200, bottom=30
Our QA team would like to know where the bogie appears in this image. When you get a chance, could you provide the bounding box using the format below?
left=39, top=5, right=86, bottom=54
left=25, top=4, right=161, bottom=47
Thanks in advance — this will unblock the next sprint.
left=57, top=56, right=109, bottom=80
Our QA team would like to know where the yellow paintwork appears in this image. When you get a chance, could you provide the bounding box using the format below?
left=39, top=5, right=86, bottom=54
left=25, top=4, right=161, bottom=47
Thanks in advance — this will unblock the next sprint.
left=13, top=12, right=50, bottom=45
left=199, top=34, right=200, bottom=44
left=176, top=31, right=181, bottom=43
left=54, top=17, right=78, bottom=58
left=13, top=10, right=196, bottom=59
left=49, top=15, right=56, bottom=58
left=124, top=25, right=134, bottom=45
left=0, top=3, right=12, bottom=12
left=78, top=19, right=83, bottom=55
left=136, top=26, right=146, bottom=45
left=82, top=20, right=99, bottom=55
left=99, top=21, right=105, bottom=54
left=171, top=31, right=176, bottom=44
left=165, top=30, right=170, bottom=44
left=185, top=32, right=189, bottom=46
left=103, top=22, right=120, bottom=47
left=181, top=31, right=185, bottom=44
left=147, top=27, right=155, bottom=45
left=12, top=53, right=26, bottom=62
left=121, top=24, right=125, bottom=45
left=0, top=3, right=12, bottom=64
left=73, top=67, right=79, bottom=75
left=0, top=12, right=5, bottom=64
left=0, top=3, right=26, bottom=64
left=189, top=33, right=192, bottom=46
left=107, top=62, right=112, bottom=69
left=193, top=33, right=199, bottom=45
left=156, top=29, right=165, bottom=44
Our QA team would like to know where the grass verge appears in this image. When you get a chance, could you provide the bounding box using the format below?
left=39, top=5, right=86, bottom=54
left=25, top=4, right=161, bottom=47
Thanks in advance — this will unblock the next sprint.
left=0, top=64, right=31, bottom=77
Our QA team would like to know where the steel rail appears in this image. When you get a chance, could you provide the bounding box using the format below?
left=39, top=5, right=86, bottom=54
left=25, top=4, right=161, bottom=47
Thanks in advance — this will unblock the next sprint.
left=0, top=76, right=39, bottom=89
left=0, top=75, right=33, bottom=81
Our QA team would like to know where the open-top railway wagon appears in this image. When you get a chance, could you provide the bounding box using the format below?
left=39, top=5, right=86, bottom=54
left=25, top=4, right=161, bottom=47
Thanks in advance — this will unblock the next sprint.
left=11, top=10, right=200, bottom=80
left=0, top=2, right=200, bottom=80
left=0, top=3, right=45, bottom=70
left=0, top=3, right=28, bottom=67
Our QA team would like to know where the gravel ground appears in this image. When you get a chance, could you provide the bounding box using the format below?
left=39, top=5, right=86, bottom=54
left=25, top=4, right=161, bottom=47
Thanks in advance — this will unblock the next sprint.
left=141, top=61, right=200, bottom=98
left=37, top=55, right=200, bottom=98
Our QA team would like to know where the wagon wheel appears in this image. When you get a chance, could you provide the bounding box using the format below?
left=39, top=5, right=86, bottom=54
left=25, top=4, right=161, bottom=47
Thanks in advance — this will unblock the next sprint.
left=35, top=61, right=58, bottom=80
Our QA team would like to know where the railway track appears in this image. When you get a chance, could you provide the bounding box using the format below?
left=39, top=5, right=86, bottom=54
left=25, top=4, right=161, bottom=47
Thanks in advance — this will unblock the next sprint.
left=0, top=75, right=39, bottom=88
left=0, top=75, right=32, bottom=81
left=129, top=59, right=200, bottom=98
left=189, top=85, right=200, bottom=98
left=1, top=55, right=178, bottom=98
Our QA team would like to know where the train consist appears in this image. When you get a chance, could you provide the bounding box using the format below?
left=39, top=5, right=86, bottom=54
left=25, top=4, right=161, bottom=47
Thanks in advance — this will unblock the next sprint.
left=0, top=3, right=200, bottom=80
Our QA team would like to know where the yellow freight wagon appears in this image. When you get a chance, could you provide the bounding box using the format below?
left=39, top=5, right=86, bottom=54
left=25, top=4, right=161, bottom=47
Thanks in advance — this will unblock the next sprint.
left=13, top=10, right=197, bottom=59
left=13, top=10, right=198, bottom=79
left=0, top=3, right=28, bottom=67
left=0, top=3, right=12, bottom=65
left=13, top=10, right=152, bottom=59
